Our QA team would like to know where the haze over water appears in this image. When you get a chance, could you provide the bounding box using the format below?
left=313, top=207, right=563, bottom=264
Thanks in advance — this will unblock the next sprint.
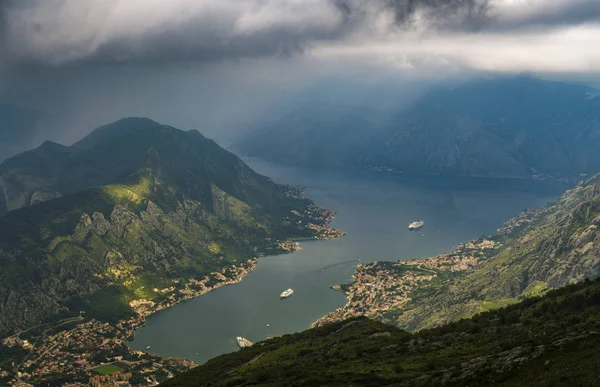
left=130, top=159, right=566, bottom=364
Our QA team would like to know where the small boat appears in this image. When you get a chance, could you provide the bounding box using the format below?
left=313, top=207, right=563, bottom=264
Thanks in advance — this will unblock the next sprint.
left=280, top=288, right=294, bottom=299
left=236, top=336, right=253, bottom=348
left=146, top=346, right=151, bottom=350
left=408, top=220, right=424, bottom=231
left=266, top=324, right=271, bottom=327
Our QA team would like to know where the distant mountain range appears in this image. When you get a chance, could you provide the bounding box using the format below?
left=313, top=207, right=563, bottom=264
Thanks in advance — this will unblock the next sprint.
left=0, top=118, right=333, bottom=334
left=235, top=76, right=600, bottom=179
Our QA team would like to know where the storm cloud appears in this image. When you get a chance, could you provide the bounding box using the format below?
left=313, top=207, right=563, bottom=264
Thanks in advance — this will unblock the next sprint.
left=332, top=0, right=491, bottom=32
left=1, top=0, right=600, bottom=159
left=0, top=0, right=495, bottom=66
left=487, top=0, right=600, bottom=31
left=1, top=0, right=599, bottom=69
left=1, top=0, right=341, bottom=65
left=0, top=1, right=9, bottom=69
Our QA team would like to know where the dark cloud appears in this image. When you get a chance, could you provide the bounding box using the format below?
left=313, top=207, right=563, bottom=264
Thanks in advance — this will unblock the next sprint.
left=1, top=0, right=599, bottom=71
left=73, top=28, right=308, bottom=65
left=392, top=0, right=489, bottom=26
left=0, top=0, right=8, bottom=67
left=488, top=0, right=600, bottom=32
left=333, top=0, right=490, bottom=31
left=337, top=0, right=600, bottom=34
left=1, top=0, right=600, bottom=163
left=4, top=0, right=599, bottom=69
left=2, top=0, right=343, bottom=66
left=0, top=0, right=494, bottom=67
left=334, top=0, right=600, bottom=33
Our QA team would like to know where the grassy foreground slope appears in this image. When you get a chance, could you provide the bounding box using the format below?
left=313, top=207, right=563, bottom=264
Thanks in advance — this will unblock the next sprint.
left=0, top=118, right=336, bottom=334
left=164, top=278, right=600, bottom=387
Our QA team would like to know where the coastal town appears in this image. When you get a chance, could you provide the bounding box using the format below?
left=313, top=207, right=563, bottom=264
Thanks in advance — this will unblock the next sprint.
left=312, top=207, right=545, bottom=327
left=1, top=260, right=257, bottom=386
left=314, top=237, right=503, bottom=327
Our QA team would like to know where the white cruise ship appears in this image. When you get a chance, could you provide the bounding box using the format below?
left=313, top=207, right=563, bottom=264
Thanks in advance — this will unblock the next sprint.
left=280, top=288, right=294, bottom=299
left=408, top=220, right=424, bottom=231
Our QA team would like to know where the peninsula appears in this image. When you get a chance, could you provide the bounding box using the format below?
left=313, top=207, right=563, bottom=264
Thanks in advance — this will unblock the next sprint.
left=316, top=174, right=600, bottom=332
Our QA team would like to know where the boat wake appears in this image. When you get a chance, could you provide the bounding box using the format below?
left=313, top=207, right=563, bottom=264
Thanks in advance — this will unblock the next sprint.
left=317, top=258, right=360, bottom=273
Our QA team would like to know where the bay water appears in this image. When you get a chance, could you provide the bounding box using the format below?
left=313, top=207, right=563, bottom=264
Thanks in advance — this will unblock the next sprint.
left=130, top=160, right=566, bottom=364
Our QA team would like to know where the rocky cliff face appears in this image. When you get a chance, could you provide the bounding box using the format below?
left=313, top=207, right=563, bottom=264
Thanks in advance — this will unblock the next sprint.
left=0, top=192, right=250, bottom=332
left=0, top=119, right=335, bottom=335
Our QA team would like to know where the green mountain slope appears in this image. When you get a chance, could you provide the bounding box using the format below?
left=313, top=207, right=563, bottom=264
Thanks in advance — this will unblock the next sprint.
left=393, top=174, right=600, bottom=331
left=236, top=76, right=600, bottom=179
left=163, top=278, right=600, bottom=387
left=312, top=174, right=600, bottom=333
left=0, top=118, right=337, bottom=334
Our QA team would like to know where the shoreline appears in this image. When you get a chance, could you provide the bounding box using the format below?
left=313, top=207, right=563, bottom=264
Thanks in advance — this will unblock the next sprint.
left=127, top=258, right=259, bottom=322
left=126, top=210, right=344, bottom=347
left=2, top=259, right=261, bottom=386
left=311, top=207, right=545, bottom=328
left=2, top=209, right=344, bottom=386
left=239, top=155, right=578, bottom=184
left=126, top=212, right=345, bottom=347
left=312, top=238, right=502, bottom=328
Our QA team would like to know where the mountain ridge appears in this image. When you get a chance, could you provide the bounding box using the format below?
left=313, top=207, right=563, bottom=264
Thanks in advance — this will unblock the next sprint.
left=0, top=118, right=341, bottom=334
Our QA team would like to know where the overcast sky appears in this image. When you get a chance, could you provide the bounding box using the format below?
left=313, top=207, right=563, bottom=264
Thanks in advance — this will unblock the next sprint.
left=1, top=0, right=600, bottom=146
